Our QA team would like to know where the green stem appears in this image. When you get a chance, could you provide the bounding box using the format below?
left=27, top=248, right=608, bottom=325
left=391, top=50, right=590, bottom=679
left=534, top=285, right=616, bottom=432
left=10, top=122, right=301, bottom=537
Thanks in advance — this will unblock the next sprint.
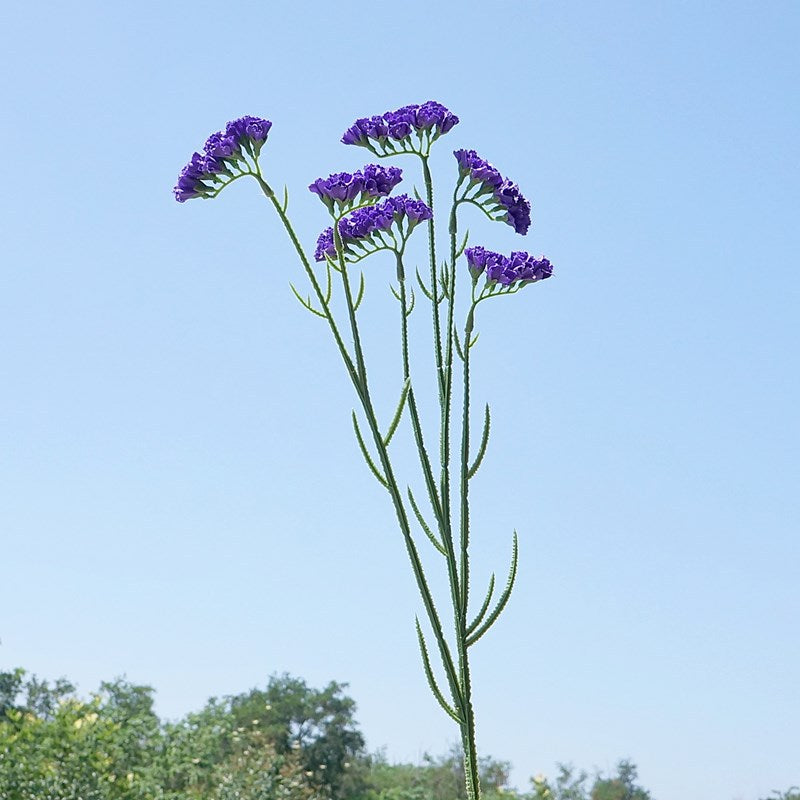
left=458, top=304, right=480, bottom=800
left=420, top=152, right=457, bottom=596
left=327, top=223, right=464, bottom=722
left=255, top=176, right=358, bottom=388
left=396, top=251, right=465, bottom=711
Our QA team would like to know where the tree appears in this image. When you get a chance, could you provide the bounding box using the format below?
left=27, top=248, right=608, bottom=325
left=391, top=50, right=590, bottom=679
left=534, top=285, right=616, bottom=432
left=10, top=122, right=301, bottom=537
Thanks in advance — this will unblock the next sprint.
left=591, top=760, right=650, bottom=800
left=528, top=761, right=651, bottom=800
left=227, top=674, right=367, bottom=800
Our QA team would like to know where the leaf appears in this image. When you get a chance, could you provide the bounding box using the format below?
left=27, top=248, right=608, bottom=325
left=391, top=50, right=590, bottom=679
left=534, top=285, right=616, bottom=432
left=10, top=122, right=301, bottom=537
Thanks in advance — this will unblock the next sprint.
left=416, top=267, right=433, bottom=301
left=415, top=618, right=462, bottom=724
left=383, top=378, right=411, bottom=447
left=351, top=411, right=388, bottom=488
left=467, top=404, right=491, bottom=479
left=455, top=229, right=470, bottom=260
left=407, top=487, right=445, bottom=556
left=406, top=288, right=416, bottom=317
left=453, top=328, right=465, bottom=362
left=353, top=272, right=366, bottom=311
left=466, top=532, right=518, bottom=647
left=466, top=574, right=495, bottom=636
left=289, top=282, right=325, bottom=318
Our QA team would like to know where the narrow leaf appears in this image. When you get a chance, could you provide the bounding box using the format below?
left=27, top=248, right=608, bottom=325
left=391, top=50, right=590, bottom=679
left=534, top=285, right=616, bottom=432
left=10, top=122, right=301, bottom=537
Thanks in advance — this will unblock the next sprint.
left=415, top=617, right=462, bottom=724
left=383, top=378, right=411, bottom=447
left=455, top=229, right=470, bottom=260
left=466, top=574, right=496, bottom=636
left=351, top=411, right=388, bottom=488
left=289, top=282, right=326, bottom=318
left=281, top=184, right=289, bottom=213
left=389, top=284, right=402, bottom=302
left=416, top=267, right=433, bottom=301
left=407, top=487, right=445, bottom=556
left=468, top=331, right=480, bottom=349
left=453, top=328, right=465, bottom=362
left=467, top=404, right=491, bottom=479
left=406, top=288, right=416, bottom=317
left=353, top=272, right=366, bottom=311
left=466, top=532, right=518, bottom=647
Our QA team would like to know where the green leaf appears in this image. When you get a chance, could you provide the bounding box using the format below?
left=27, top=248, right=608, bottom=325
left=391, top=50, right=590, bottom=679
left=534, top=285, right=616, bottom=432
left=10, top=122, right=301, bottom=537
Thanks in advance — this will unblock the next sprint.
left=467, top=404, right=490, bottom=480
left=351, top=412, right=388, bottom=488
left=383, top=378, right=411, bottom=447
left=407, top=487, right=445, bottom=556
left=415, top=618, right=462, bottom=724
left=353, top=272, right=366, bottom=311
left=466, top=573, right=495, bottom=636
left=289, top=282, right=326, bottom=318
left=466, top=532, right=518, bottom=647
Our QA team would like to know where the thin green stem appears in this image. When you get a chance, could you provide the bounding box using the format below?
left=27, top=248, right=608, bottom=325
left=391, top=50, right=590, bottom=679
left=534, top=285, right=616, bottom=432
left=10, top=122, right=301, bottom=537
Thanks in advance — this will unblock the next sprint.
left=329, top=225, right=464, bottom=722
left=458, top=302, right=480, bottom=800
left=255, top=175, right=358, bottom=388
left=396, top=250, right=464, bottom=682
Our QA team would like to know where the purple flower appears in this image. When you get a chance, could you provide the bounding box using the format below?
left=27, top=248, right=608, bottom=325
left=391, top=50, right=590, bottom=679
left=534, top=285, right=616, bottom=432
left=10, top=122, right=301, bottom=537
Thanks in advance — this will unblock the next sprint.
left=508, top=252, right=553, bottom=282
left=309, top=171, right=364, bottom=203
left=465, top=246, right=506, bottom=281
left=416, top=101, right=459, bottom=134
left=173, top=115, right=273, bottom=202
left=341, top=101, right=459, bottom=148
left=173, top=151, right=222, bottom=202
left=308, top=164, right=403, bottom=209
left=204, top=132, right=241, bottom=160
left=362, top=163, right=403, bottom=196
left=465, top=246, right=552, bottom=287
left=315, top=227, right=336, bottom=262
left=495, top=180, right=531, bottom=235
left=454, top=150, right=532, bottom=235
left=226, top=115, right=272, bottom=143
left=314, top=195, right=432, bottom=261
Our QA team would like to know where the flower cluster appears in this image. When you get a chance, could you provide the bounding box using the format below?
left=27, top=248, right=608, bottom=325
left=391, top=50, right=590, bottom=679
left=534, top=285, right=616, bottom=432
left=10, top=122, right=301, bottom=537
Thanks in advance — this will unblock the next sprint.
left=465, top=246, right=552, bottom=287
left=173, top=116, right=272, bottom=202
left=453, top=149, right=531, bottom=235
left=314, top=195, right=433, bottom=262
left=308, top=164, right=403, bottom=211
left=342, top=101, right=459, bottom=149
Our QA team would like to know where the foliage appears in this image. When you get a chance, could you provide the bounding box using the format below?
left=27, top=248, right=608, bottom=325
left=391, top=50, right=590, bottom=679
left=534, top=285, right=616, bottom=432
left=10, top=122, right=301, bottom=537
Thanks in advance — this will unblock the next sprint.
left=761, top=790, right=800, bottom=800
left=529, top=761, right=650, bottom=800
left=0, top=668, right=352, bottom=800
left=365, top=744, right=511, bottom=800
left=3, top=668, right=797, bottom=800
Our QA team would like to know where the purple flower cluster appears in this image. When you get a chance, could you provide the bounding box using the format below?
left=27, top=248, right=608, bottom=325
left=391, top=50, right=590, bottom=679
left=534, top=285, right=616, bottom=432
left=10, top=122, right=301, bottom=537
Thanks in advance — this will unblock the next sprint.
left=173, top=115, right=272, bottom=202
left=314, top=195, right=433, bottom=262
left=342, top=101, right=459, bottom=148
left=453, top=149, right=531, bottom=235
left=308, top=164, right=403, bottom=210
left=465, top=246, right=552, bottom=287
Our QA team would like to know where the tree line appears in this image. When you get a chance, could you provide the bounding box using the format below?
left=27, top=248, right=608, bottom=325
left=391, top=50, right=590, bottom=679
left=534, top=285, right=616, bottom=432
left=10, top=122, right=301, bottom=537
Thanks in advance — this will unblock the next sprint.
left=0, top=668, right=796, bottom=800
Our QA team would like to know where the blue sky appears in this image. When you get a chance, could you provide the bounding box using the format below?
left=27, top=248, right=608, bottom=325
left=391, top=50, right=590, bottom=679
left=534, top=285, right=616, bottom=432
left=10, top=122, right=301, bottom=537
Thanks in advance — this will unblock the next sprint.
left=1, top=1, right=798, bottom=798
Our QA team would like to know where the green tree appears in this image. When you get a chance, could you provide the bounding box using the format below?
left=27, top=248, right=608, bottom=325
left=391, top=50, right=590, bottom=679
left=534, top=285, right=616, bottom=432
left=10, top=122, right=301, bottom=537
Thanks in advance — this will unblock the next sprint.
left=364, top=744, right=515, bottom=800
left=590, top=760, right=650, bottom=800
left=227, top=674, right=367, bottom=800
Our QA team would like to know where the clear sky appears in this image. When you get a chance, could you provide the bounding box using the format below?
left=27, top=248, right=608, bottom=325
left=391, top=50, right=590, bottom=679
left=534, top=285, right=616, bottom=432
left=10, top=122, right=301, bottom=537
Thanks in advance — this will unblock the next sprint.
left=1, top=2, right=798, bottom=798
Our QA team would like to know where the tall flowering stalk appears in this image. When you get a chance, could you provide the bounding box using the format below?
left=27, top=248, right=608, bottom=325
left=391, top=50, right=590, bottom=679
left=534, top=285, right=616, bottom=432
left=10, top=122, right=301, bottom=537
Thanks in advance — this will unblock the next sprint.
left=174, top=104, right=553, bottom=800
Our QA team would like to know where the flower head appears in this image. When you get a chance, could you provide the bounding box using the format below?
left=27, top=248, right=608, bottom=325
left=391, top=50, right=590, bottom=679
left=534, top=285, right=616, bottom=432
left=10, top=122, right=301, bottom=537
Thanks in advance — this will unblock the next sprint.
left=308, top=164, right=402, bottom=211
left=465, top=246, right=552, bottom=287
left=173, top=151, right=230, bottom=202
left=225, top=115, right=272, bottom=143
left=314, top=195, right=432, bottom=262
left=173, top=115, right=272, bottom=202
left=454, top=150, right=531, bottom=235
left=342, top=101, right=459, bottom=152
